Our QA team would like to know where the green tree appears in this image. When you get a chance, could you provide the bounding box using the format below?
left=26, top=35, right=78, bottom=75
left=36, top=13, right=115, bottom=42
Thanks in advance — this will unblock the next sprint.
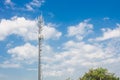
left=79, top=67, right=119, bottom=80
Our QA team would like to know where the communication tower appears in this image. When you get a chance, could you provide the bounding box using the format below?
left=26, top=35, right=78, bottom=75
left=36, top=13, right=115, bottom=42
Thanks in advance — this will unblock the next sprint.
left=37, top=15, right=44, bottom=80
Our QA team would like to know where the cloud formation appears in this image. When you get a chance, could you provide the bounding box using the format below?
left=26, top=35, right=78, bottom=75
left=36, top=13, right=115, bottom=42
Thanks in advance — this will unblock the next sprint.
left=95, top=24, right=120, bottom=41
left=25, top=0, right=45, bottom=11
left=0, top=18, right=120, bottom=79
left=3, top=0, right=45, bottom=11
left=0, top=61, right=20, bottom=68
left=42, top=24, right=62, bottom=40
left=0, top=16, right=62, bottom=41
left=5, top=0, right=14, bottom=6
left=67, top=19, right=93, bottom=40
left=40, top=20, right=120, bottom=78
left=7, top=43, right=37, bottom=64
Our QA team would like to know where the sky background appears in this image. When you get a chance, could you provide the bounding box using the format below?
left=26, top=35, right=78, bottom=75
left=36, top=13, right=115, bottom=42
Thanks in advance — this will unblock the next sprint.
left=0, top=0, right=120, bottom=80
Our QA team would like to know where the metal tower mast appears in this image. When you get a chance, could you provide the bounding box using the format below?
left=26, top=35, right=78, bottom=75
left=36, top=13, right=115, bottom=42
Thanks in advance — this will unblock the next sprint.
left=37, top=15, right=43, bottom=80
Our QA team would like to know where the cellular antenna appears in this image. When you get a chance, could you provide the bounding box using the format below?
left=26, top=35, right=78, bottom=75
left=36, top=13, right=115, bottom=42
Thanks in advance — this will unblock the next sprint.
left=37, top=15, right=44, bottom=80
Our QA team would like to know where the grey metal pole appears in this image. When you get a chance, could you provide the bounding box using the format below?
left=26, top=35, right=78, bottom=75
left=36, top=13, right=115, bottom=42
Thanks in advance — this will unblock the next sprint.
left=38, top=15, right=43, bottom=80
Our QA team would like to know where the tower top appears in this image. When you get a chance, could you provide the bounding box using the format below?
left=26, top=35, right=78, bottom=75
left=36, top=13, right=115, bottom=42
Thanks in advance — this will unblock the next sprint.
left=37, top=15, right=44, bottom=28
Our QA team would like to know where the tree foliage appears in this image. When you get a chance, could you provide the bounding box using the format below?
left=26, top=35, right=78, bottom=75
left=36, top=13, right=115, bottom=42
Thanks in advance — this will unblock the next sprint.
left=79, top=67, right=119, bottom=80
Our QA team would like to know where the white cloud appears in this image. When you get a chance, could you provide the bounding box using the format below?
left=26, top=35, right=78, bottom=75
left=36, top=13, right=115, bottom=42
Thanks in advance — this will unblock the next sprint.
left=40, top=38, right=120, bottom=78
left=103, top=57, right=120, bottom=64
left=7, top=43, right=38, bottom=64
left=42, top=24, right=62, bottom=40
left=39, top=30, right=120, bottom=78
left=4, top=0, right=44, bottom=11
left=31, top=0, right=45, bottom=7
left=95, top=24, right=120, bottom=41
left=62, top=41, right=106, bottom=60
left=5, top=0, right=11, bottom=4
left=103, top=17, right=110, bottom=20
left=25, top=0, right=45, bottom=11
left=67, top=19, right=93, bottom=40
left=27, top=68, right=37, bottom=71
left=5, top=0, right=13, bottom=5
left=0, top=16, right=36, bottom=41
left=0, top=61, right=21, bottom=68
left=1, top=17, right=120, bottom=79
left=6, top=42, right=55, bottom=68
left=0, top=16, right=62, bottom=41
left=4, top=0, right=15, bottom=9
left=43, top=70, right=63, bottom=77
left=26, top=4, right=34, bottom=11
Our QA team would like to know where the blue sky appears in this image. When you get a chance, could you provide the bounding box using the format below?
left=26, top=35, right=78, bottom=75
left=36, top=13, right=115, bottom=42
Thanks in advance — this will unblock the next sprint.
left=0, top=0, right=120, bottom=80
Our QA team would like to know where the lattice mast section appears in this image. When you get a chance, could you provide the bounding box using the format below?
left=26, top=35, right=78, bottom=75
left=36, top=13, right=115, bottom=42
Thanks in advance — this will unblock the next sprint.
left=37, top=15, right=44, bottom=80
